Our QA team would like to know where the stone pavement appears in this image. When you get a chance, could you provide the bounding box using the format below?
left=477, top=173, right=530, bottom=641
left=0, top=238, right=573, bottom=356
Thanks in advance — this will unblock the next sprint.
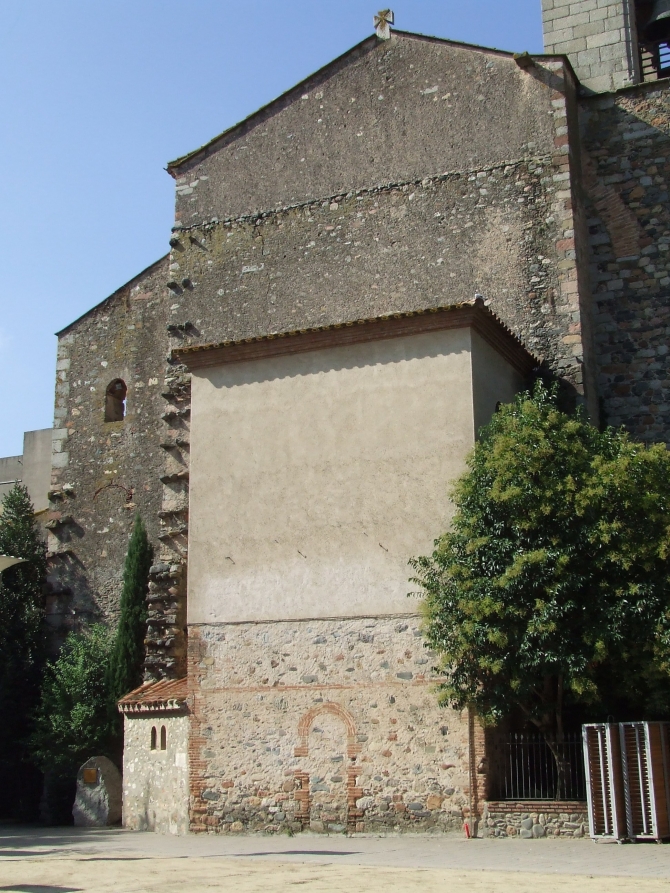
left=0, top=826, right=669, bottom=893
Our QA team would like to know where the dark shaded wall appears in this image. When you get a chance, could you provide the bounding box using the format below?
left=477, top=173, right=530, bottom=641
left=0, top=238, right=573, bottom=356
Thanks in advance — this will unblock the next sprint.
left=581, top=81, right=670, bottom=442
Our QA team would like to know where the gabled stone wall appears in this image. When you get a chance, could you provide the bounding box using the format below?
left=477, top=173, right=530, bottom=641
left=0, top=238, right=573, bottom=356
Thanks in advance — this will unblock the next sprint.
left=46, top=257, right=170, bottom=637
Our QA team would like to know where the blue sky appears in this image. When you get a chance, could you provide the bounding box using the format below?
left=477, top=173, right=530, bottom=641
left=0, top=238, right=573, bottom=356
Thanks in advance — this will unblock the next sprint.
left=0, top=0, right=543, bottom=457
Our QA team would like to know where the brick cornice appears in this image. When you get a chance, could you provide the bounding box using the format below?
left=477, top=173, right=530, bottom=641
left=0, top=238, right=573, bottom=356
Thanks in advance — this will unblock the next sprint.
left=175, top=302, right=538, bottom=377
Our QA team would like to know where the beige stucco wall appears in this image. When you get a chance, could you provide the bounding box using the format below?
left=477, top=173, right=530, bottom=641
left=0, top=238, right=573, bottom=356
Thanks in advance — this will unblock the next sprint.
left=188, top=326, right=528, bottom=624
left=188, top=328, right=478, bottom=624
left=122, top=714, right=189, bottom=835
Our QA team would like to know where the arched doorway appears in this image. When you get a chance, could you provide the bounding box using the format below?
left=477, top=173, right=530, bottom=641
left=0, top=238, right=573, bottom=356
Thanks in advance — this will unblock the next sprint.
left=295, top=703, right=361, bottom=833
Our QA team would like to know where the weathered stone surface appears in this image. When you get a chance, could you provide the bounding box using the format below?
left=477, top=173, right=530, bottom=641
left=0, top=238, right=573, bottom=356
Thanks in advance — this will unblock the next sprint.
left=122, top=714, right=190, bottom=835
left=187, top=619, right=469, bottom=834
left=483, top=802, right=588, bottom=840
left=169, top=34, right=557, bottom=225
left=73, top=756, right=122, bottom=827
left=46, top=258, right=171, bottom=644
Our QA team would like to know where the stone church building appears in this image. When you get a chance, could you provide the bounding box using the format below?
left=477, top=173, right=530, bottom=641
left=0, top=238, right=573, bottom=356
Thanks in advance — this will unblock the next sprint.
left=39, top=2, right=670, bottom=834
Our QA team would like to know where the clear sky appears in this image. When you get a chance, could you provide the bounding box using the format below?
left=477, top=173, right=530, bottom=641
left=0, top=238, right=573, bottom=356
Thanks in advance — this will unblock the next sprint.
left=0, top=0, right=543, bottom=457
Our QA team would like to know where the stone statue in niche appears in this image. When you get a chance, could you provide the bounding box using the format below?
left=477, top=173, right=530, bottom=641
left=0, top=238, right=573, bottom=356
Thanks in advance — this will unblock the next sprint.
left=72, top=756, right=122, bottom=827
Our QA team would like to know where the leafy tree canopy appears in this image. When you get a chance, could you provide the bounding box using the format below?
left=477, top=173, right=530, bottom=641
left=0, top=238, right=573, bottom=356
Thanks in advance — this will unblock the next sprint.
left=0, top=485, right=47, bottom=817
left=30, top=625, right=112, bottom=778
left=0, top=485, right=47, bottom=672
left=412, top=385, right=670, bottom=738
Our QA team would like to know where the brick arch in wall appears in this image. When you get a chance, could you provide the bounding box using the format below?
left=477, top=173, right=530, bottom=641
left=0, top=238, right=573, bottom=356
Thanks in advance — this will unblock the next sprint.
left=293, top=702, right=363, bottom=832
left=294, top=702, right=360, bottom=758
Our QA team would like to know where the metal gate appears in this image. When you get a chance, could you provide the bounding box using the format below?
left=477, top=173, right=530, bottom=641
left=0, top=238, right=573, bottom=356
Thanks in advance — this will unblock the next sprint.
left=583, top=722, right=670, bottom=841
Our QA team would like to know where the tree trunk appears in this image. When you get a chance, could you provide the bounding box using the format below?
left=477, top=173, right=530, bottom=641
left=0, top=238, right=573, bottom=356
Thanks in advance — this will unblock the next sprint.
left=530, top=675, right=569, bottom=799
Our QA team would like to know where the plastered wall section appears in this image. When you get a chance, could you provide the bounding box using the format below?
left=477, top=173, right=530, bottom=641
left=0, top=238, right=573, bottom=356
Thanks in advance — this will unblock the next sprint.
left=46, top=257, right=170, bottom=633
left=581, top=83, right=670, bottom=442
left=122, top=714, right=189, bottom=835
left=170, top=34, right=558, bottom=224
left=187, top=328, right=486, bottom=624
left=0, top=430, right=52, bottom=513
left=188, top=619, right=472, bottom=834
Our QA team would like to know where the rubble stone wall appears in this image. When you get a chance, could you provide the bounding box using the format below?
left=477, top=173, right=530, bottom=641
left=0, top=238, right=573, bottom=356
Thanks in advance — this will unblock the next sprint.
left=187, top=619, right=472, bottom=834
left=484, top=801, right=588, bottom=838
left=170, top=35, right=559, bottom=225
left=168, top=151, right=588, bottom=401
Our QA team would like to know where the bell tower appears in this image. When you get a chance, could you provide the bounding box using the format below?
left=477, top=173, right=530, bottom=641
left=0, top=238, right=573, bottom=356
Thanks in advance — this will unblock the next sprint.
left=542, top=0, right=641, bottom=93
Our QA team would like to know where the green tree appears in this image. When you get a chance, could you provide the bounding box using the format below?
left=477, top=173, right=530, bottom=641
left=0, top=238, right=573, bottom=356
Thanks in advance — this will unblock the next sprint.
left=107, top=514, right=153, bottom=712
left=412, top=385, right=670, bottom=746
left=29, top=625, right=112, bottom=779
left=0, top=484, right=47, bottom=818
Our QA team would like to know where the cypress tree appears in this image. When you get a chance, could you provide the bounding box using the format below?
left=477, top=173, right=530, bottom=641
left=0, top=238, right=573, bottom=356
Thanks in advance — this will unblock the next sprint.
left=107, top=515, right=153, bottom=711
left=0, top=484, right=47, bottom=819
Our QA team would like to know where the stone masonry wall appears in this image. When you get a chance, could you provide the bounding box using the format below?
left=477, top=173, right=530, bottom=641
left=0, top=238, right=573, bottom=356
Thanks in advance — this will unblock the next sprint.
left=46, top=257, right=170, bottom=640
left=122, top=713, right=190, bottom=835
left=484, top=801, right=588, bottom=838
left=187, top=618, right=472, bottom=834
left=168, top=149, right=590, bottom=404
left=543, top=0, right=639, bottom=94
left=581, top=82, right=670, bottom=442
left=170, top=34, right=558, bottom=225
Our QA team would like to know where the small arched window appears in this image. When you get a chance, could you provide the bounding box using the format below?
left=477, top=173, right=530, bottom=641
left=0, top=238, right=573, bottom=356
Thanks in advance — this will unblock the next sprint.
left=150, top=726, right=157, bottom=750
left=160, top=726, right=167, bottom=751
left=105, top=379, right=127, bottom=422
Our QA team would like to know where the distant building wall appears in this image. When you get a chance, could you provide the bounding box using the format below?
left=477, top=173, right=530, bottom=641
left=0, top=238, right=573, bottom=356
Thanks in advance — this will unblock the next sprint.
left=23, top=429, right=53, bottom=514
left=0, top=428, right=53, bottom=514
left=0, top=455, right=23, bottom=506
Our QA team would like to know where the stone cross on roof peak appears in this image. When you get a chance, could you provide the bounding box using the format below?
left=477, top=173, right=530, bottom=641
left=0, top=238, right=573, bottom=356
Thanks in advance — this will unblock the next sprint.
left=374, top=9, right=394, bottom=40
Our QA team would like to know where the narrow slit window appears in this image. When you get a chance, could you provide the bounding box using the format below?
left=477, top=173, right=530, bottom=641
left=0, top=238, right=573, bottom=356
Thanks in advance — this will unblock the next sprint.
left=105, top=379, right=127, bottom=422
left=150, top=726, right=157, bottom=750
left=160, top=726, right=167, bottom=751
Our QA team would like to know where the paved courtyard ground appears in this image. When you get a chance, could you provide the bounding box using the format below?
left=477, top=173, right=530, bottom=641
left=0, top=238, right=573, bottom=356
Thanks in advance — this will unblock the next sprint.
left=1, top=826, right=670, bottom=893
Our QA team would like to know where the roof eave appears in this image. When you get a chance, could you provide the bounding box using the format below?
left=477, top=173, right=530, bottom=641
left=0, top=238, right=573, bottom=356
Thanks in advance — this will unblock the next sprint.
left=175, top=301, right=539, bottom=378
